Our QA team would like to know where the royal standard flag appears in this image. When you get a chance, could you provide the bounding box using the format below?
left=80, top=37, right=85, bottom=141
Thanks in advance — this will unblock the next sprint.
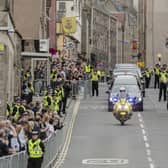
left=62, top=17, right=76, bottom=34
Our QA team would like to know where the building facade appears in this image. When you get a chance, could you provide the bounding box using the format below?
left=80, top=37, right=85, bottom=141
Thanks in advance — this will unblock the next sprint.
left=101, top=0, right=138, bottom=65
left=13, top=0, right=54, bottom=94
left=0, top=0, right=22, bottom=115
left=81, top=0, right=118, bottom=70
left=56, top=0, right=82, bottom=61
left=146, top=0, right=168, bottom=67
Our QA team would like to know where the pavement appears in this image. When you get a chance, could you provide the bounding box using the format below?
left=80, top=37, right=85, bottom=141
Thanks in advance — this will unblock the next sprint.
left=52, top=82, right=168, bottom=168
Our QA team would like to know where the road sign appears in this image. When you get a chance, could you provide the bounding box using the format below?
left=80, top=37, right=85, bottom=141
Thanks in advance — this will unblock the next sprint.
left=82, top=158, right=129, bottom=165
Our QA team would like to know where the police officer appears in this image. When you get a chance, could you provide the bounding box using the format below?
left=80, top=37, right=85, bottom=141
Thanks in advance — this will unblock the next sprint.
left=101, top=71, right=105, bottom=82
left=159, top=67, right=168, bottom=101
left=91, top=69, right=99, bottom=96
left=145, top=68, right=151, bottom=88
left=6, top=102, right=12, bottom=119
left=24, top=70, right=32, bottom=82
left=19, top=100, right=27, bottom=116
left=154, top=64, right=160, bottom=89
left=54, top=84, right=63, bottom=117
left=50, top=93, right=59, bottom=114
left=50, top=68, right=57, bottom=90
left=12, top=98, right=20, bottom=122
left=27, top=130, right=45, bottom=168
left=27, top=82, right=34, bottom=104
left=84, top=63, right=91, bottom=80
left=113, top=87, right=132, bottom=116
left=42, top=90, right=52, bottom=108
left=62, top=80, right=71, bottom=114
left=118, top=87, right=129, bottom=99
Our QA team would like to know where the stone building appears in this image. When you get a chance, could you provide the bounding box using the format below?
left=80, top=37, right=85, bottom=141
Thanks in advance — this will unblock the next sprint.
left=81, top=0, right=137, bottom=70
left=0, top=0, right=22, bottom=115
left=81, top=0, right=118, bottom=70
left=146, top=0, right=168, bottom=67
left=13, top=0, right=55, bottom=94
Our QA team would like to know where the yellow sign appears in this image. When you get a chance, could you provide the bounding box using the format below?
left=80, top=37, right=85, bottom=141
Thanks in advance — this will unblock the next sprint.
left=136, top=61, right=145, bottom=68
left=62, top=17, right=76, bottom=34
left=0, top=43, right=5, bottom=51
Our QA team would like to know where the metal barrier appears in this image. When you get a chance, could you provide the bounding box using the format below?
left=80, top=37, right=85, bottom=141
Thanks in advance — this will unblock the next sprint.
left=0, top=116, right=7, bottom=120
left=34, top=79, right=47, bottom=96
left=42, top=130, right=63, bottom=168
left=0, top=130, right=63, bottom=168
left=78, top=79, right=92, bottom=99
left=71, top=80, right=78, bottom=98
left=78, top=79, right=85, bottom=99
left=0, top=151, right=27, bottom=168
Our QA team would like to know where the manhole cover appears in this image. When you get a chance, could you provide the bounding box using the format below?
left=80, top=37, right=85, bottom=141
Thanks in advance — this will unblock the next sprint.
left=82, top=158, right=129, bottom=165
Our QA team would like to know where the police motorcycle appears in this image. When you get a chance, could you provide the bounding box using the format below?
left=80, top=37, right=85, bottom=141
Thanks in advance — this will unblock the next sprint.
left=113, top=87, right=133, bottom=125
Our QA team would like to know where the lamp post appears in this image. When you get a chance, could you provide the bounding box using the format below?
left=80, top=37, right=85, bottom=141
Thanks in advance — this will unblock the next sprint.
left=121, top=24, right=125, bottom=63
left=157, top=53, right=162, bottom=65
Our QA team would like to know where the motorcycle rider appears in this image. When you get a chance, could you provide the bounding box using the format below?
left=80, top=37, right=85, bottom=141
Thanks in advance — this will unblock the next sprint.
left=113, top=87, right=132, bottom=116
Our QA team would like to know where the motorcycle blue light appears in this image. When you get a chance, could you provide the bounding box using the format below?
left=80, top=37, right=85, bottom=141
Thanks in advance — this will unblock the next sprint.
left=112, top=97, right=118, bottom=102
left=128, top=98, right=133, bottom=103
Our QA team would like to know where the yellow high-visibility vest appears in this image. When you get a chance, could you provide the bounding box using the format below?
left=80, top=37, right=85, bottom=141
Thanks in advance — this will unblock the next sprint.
left=28, top=139, right=43, bottom=158
left=50, top=99, right=59, bottom=112
left=13, top=105, right=19, bottom=122
left=85, top=65, right=91, bottom=73
left=97, top=70, right=101, bottom=76
left=160, top=72, right=167, bottom=83
left=92, top=73, right=98, bottom=81
left=154, top=67, right=160, bottom=75
left=145, top=71, right=150, bottom=78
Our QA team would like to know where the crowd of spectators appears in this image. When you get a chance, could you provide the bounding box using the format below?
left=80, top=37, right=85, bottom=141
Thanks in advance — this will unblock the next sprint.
left=0, top=99, right=64, bottom=157
left=0, top=56, right=86, bottom=157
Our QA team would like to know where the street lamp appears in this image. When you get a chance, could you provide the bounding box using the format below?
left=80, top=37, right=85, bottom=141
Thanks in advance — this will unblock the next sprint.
left=157, top=53, right=162, bottom=65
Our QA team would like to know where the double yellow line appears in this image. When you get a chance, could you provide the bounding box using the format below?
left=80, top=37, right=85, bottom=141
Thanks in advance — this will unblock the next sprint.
left=54, top=100, right=80, bottom=168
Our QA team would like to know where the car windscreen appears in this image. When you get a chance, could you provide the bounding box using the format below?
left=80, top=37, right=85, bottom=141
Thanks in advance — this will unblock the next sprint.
left=111, top=85, right=140, bottom=97
left=113, top=68, right=142, bottom=78
left=113, top=71, right=138, bottom=77
left=114, top=76, right=137, bottom=85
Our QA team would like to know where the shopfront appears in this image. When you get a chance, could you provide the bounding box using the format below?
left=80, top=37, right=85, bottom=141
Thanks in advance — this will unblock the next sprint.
left=21, top=52, right=51, bottom=96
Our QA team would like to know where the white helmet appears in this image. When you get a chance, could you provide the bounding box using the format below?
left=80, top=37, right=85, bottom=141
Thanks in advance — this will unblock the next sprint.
left=119, top=86, right=126, bottom=92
